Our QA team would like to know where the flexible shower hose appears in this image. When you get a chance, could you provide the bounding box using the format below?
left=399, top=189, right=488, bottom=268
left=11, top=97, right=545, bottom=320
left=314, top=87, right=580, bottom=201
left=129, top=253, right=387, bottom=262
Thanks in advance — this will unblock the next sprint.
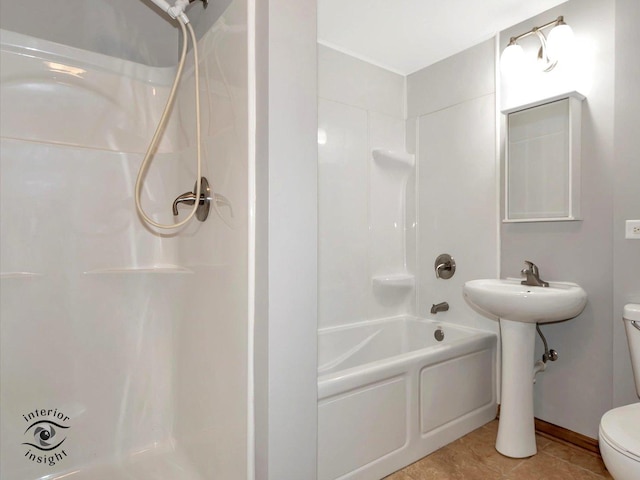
left=135, top=16, right=202, bottom=230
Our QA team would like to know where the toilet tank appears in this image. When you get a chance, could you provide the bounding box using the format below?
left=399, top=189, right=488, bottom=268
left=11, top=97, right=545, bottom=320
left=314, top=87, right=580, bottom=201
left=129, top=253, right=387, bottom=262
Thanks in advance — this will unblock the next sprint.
left=624, top=303, right=640, bottom=398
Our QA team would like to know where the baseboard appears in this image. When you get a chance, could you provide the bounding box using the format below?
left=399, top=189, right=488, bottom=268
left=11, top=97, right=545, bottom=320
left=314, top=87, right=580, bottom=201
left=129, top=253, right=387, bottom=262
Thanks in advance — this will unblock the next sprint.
left=534, top=417, right=600, bottom=455
left=495, top=405, right=601, bottom=455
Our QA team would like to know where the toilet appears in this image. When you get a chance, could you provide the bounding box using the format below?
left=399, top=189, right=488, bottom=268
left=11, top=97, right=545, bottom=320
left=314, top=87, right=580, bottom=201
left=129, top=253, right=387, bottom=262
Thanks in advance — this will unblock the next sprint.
left=599, top=304, right=640, bottom=479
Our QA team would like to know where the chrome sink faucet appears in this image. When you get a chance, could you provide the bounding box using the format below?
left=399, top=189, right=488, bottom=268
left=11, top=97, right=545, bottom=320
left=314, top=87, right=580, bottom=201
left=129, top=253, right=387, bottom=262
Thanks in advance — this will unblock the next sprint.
left=521, top=260, right=549, bottom=287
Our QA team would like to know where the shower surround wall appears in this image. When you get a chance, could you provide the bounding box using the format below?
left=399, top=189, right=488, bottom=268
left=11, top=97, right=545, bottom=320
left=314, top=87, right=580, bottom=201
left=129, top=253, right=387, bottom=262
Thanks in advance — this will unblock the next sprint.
left=318, top=41, right=499, bottom=335
left=0, top=0, right=249, bottom=478
left=318, top=41, right=500, bottom=348
left=172, top=1, right=249, bottom=476
left=318, top=45, right=412, bottom=329
left=407, top=40, right=499, bottom=334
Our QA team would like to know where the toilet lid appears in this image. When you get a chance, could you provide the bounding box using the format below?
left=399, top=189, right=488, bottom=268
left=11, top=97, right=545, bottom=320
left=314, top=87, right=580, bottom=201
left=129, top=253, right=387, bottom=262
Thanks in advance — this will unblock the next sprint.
left=600, top=403, right=640, bottom=461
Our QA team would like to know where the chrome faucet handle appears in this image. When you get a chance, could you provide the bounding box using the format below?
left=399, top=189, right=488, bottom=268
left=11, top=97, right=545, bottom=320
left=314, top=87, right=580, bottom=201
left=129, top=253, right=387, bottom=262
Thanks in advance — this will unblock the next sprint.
left=171, top=177, right=211, bottom=222
left=434, top=254, right=456, bottom=279
left=521, top=260, right=549, bottom=287
left=172, top=192, right=197, bottom=215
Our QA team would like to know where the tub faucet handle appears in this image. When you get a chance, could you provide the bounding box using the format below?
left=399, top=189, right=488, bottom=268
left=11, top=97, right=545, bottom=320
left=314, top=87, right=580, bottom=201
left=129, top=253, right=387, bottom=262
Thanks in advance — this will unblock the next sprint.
left=171, top=177, right=212, bottom=222
left=434, top=254, right=456, bottom=279
left=172, top=191, right=197, bottom=215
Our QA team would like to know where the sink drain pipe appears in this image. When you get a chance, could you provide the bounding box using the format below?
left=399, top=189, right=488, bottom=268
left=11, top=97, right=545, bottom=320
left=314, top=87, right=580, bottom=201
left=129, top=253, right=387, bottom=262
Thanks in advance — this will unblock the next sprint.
left=533, top=323, right=558, bottom=383
left=533, top=360, right=546, bottom=383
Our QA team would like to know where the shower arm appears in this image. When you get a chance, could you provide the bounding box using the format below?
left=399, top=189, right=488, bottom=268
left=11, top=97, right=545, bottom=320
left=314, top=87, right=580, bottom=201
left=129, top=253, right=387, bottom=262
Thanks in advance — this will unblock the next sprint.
left=148, top=0, right=190, bottom=23
left=148, top=0, right=207, bottom=23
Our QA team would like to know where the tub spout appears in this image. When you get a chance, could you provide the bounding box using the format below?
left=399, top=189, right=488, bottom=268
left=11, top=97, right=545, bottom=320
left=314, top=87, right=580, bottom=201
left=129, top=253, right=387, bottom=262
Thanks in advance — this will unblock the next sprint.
left=431, top=302, right=449, bottom=314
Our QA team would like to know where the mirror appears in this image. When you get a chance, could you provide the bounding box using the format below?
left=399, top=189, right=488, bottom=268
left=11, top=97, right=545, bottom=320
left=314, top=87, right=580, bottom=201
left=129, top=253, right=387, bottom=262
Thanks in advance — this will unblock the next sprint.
left=504, top=93, right=584, bottom=222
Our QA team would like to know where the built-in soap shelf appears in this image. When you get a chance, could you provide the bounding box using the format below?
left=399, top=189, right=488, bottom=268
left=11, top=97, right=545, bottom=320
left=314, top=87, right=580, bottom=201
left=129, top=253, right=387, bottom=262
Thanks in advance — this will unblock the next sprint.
left=372, top=273, right=415, bottom=290
left=83, top=264, right=194, bottom=275
left=372, top=149, right=415, bottom=169
left=0, top=272, right=44, bottom=279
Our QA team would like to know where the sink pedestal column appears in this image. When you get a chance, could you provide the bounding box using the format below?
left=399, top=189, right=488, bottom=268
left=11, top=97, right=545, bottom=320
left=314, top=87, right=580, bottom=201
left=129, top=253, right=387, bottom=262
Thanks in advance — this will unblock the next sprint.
left=496, top=318, right=537, bottom=458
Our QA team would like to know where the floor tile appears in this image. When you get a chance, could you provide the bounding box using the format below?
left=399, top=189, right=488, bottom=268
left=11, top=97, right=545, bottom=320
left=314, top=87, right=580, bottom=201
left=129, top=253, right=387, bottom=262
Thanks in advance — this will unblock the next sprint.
left=450, top=422, right=524, bottom=475
left=387, top=420, right=614, bottom=480
left=383, top=470, right=415, bottom=480
left=540, top=440, right=612, bottom=478
left=402, top=443, right=506, bottom=480
left=503, top=451, right=608, bottom=480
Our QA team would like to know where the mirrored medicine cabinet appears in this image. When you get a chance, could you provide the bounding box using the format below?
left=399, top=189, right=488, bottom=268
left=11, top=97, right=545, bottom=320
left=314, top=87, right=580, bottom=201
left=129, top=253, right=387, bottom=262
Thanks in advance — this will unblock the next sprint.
left=503, top=92, right=585, bottom=222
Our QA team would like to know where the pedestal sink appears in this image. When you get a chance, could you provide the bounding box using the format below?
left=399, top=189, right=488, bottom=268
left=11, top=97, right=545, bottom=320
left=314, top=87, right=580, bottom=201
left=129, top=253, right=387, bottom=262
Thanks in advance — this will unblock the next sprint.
left=463, top=278, right=587, bottom=458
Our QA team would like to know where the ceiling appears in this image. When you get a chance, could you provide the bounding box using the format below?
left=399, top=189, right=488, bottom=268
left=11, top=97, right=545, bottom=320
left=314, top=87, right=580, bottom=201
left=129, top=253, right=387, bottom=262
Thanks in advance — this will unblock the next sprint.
left=318, top=0, right=569, bottom=75
left=1, top=0, right=568, bottom=70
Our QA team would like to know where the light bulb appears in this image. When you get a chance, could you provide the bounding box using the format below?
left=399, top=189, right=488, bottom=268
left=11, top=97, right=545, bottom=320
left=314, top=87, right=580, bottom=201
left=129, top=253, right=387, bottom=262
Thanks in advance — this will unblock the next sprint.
left=500, top=43, right=526, bottom=78
left=547, top=23, right=574, bottom=63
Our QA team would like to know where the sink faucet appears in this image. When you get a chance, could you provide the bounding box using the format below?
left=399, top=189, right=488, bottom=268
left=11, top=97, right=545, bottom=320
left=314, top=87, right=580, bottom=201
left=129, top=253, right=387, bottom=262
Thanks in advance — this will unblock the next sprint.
left=521, top=260, right=549, bottom=287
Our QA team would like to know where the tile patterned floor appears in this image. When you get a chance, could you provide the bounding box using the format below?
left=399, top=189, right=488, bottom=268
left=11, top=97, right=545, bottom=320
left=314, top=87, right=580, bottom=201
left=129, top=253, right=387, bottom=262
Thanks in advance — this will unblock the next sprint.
left=385, top=420, right=613, bottom=480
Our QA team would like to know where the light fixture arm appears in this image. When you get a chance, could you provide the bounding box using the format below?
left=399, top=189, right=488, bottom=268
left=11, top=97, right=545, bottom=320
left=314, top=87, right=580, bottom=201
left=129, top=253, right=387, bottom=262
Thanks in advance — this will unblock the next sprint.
left=505, top=16, right=566, bottom=73
left=508, top=16, right=565, bottom=45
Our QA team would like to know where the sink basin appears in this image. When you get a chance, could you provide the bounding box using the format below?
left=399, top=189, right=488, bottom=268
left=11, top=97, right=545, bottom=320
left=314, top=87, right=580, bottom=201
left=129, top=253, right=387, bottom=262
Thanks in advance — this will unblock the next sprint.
left=463, top=278, right=587, bottom=324
left=463, top=277, right=588, bottom=458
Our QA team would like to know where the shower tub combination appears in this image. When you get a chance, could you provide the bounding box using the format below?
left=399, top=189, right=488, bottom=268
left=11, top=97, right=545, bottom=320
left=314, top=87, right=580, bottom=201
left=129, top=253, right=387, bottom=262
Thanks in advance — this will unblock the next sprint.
left=317, top=316, right=497, bottom=480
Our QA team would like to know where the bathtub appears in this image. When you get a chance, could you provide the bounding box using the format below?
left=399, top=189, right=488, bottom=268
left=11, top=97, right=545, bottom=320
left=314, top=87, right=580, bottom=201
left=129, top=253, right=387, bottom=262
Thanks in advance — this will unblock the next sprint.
left=317, top=316, right=497, bottom=480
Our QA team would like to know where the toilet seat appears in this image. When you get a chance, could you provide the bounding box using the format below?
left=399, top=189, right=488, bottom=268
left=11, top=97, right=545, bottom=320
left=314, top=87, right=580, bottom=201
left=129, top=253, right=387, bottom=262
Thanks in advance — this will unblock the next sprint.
left=599, top=403, right=640, bottom=463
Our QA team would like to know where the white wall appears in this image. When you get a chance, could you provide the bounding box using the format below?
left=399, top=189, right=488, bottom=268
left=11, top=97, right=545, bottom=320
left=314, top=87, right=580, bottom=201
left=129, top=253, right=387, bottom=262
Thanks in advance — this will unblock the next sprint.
left=317, top=45, right=410, bottom=329
left=254, top=0, right=318, bottom=478
left=407, top=40, right=500, bottom=335
left=613, top=0, right=640, bottom=407
left=500, top=0, right=616, bottom=439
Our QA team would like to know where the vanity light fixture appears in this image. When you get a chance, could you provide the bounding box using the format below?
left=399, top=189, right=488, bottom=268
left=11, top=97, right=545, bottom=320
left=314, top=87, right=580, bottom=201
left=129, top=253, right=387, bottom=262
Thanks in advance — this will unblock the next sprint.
left=501, top=16, right=574, bottom=75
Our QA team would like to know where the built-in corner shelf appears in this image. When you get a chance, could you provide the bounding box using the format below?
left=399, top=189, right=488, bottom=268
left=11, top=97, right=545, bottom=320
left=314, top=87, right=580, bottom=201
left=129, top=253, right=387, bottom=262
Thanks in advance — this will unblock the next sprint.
left=83, top=265, right=194, bottom=275
left=372, top=273, right=415, bottom=290
left=0, top=272, right=44, bottom=279
left=372, top=149, right=415, bottom=169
